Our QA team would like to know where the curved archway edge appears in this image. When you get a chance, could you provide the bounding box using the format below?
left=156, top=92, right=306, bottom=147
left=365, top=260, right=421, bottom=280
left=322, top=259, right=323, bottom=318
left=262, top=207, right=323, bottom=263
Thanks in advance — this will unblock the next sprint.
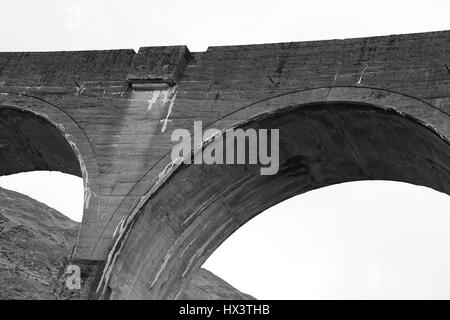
left=94, top=86, right=449, bottom=299
left=0, top=93, right=100, bottom=240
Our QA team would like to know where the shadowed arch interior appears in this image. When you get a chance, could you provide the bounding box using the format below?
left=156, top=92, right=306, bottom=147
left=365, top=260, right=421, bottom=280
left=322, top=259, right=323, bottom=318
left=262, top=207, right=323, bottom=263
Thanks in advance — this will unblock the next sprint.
left=0, top=107, right=82, bottom=177
left=108, top=102, right=450, bottom=299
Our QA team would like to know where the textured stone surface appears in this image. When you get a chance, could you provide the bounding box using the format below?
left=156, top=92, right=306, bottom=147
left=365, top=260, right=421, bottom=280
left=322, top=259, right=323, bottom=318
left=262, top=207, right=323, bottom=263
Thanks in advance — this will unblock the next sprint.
left=0, top=187, right=78, bottom=299
left=0, top=108, right=81, bottom=177
left=0, top=30, right=449, bottom=298
left=180, top=269, right=254, bottom=300
left=108, top=102, right=450, bottom=299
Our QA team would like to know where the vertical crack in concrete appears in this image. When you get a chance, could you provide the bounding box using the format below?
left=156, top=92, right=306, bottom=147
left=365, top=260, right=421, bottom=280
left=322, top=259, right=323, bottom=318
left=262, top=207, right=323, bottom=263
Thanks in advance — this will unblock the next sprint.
left=333, top=60, right=342, bottom=85
left=147, top=90, right=160, bottom=111
left=356, top=63, right=369, bottom=86
left=160, top=91, right=177, bottom=133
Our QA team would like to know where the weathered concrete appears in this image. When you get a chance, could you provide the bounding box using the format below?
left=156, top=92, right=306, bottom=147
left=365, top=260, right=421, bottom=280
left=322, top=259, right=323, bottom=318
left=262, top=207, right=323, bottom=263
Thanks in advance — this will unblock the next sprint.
left=0, top=30, right=449, bottom=299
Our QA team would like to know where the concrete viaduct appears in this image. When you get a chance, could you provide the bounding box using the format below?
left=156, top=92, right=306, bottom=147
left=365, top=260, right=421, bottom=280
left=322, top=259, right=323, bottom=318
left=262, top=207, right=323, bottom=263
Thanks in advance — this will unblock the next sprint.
left=0, top=30, right=449, bottom=299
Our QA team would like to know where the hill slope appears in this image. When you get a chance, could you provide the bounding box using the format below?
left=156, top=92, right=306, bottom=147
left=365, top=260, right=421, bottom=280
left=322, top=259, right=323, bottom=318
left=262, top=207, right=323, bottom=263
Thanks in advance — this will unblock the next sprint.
left=0, top=186, right=254, bottom=300
left=180, top=268, right=254, bottom=300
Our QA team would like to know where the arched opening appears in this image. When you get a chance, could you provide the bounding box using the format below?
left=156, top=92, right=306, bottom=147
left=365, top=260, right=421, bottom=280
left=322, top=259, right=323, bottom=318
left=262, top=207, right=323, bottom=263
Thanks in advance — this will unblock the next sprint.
left=107, top=101, right=450, bottom=299
left=203, top=180, right=450, bottom=299
left=0, top=107, right=84, bottom=299
left=0, top=107, right=82, bottom=177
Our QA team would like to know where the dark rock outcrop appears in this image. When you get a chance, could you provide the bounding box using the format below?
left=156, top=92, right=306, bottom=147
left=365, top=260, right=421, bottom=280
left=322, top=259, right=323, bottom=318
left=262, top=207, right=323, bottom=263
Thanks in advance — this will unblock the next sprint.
left=0, top=187, right=77, bottom=299
left=0, top=186, right=253, bottom=300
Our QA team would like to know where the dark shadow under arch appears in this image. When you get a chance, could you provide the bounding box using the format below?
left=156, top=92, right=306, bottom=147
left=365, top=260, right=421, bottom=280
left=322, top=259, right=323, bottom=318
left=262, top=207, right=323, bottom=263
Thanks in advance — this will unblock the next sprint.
left=0, top=107, right=82, bottom=177
left=107, top=102, right=450, bottom=299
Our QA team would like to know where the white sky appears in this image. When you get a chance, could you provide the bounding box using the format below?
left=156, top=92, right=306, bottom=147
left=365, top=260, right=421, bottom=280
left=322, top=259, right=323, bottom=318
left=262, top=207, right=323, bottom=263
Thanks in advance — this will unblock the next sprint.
left=0, top=172, right=83, bottom=221
left=204, top=181, right=450, bottom=299
left=0, top=0, right=449, bottom=299
left=0, top=0, right=449, bottom=52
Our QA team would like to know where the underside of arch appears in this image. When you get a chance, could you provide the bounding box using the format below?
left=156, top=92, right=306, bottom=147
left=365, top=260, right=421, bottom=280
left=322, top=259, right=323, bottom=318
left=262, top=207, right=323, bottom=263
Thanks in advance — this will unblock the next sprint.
left=107, top=101, right=450, bottom=300
left=0, top=107, right=82, bottom=177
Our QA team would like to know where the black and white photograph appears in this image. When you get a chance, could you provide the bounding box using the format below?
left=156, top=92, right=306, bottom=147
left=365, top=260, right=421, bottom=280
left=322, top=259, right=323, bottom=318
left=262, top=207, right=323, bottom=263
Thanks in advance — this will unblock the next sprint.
left=0, top=0, right=449, bottom=312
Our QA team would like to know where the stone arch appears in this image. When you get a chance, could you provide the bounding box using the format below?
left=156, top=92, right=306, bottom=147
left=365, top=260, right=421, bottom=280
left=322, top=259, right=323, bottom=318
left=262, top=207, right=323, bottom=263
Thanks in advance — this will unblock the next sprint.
left=0, top=93, right=100, bottom=233
left=100, top=87, right=450, bottom=299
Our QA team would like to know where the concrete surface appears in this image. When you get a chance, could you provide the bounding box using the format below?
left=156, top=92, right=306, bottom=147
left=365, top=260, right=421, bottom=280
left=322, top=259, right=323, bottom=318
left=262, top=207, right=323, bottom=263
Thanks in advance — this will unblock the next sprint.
left=0, top=30, right=449, bottom=299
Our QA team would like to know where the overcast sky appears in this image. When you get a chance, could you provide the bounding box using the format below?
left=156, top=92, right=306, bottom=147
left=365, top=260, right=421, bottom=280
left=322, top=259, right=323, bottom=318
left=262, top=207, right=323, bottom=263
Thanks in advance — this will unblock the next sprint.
left=0, top=0, right=449, bottom=299
left=1, top=0, right=450, bottom=52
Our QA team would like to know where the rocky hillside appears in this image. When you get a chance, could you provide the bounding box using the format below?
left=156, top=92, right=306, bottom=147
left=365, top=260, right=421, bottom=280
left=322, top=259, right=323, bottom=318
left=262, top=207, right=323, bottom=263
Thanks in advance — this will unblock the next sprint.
left=0, top=186, right=254, bottom=300
left=180, top=268, right=254, bottom=300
